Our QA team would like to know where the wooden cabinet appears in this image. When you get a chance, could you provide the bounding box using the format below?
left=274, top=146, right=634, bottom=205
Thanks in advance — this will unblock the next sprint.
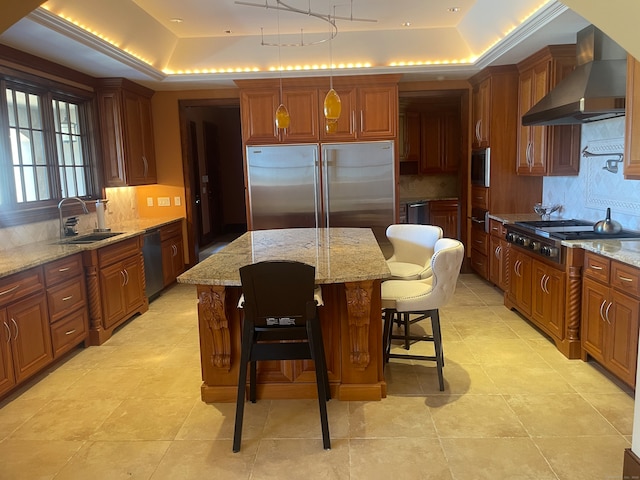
left=237, top=75, right=400, bottom=145
left=531, top=259, right=566, bottom=339
left=44, top=254, right=88, bottom=358
left=581, top=252, right=640, bottom=386
left=84, top=236, right=148, bottom=345
left=624, top=54, right=640, bottom=180
left=97, top=78, right=157, bottom=186
left=472, top=77, right=490, bottom=148
left=161, top=221, right=185, bottom=287
left=508, top=249, right=533, bottom=317
left=0, top=267, right=52, bottom=397
left=240, top=87, right=320, bottom=144
left=470, top=227, right=489, bottom=279
left=429, top=200, right=458, bottom=239
left=516, top=45, right=581, bottom=176
left=488, top=219, right=510, bottom=291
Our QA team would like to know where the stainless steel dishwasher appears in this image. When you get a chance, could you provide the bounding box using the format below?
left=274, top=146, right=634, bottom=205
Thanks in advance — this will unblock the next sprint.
left=143, top=228, right=164, bottom=300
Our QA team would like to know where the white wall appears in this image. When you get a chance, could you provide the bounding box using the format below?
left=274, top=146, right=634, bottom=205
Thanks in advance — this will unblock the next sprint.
left=542, top=117, right=640, bottom=231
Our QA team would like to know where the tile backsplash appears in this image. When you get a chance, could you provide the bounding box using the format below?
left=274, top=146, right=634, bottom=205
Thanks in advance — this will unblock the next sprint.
left=543, top=117, right=640, bottom=231
left=399, top=173, right=459, bottom=200
left=0, top=187, right=139, bottom=252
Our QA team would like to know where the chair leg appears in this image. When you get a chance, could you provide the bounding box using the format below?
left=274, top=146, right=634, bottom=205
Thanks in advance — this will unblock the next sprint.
left=233, top=322, right=254, bottom=452
left=403, top=312, right=411, bottom=350
left=382, top=309, right=394, bottom=364
left=249, top=361, right=257, bottom=403
left=307, top=319, right=331, bottom=450
left=431, top=309, right=445, bottom=391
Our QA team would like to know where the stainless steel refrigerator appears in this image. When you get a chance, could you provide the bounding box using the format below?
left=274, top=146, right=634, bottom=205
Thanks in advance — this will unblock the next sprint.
left=245, top=141, right=395, bottom=240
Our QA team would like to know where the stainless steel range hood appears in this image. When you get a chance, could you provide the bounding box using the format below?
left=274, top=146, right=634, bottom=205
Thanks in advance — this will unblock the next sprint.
left=522, top=25, right=627, bottom=126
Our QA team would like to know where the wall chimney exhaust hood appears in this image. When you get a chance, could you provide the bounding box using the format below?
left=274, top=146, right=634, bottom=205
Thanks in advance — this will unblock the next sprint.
left=522, top=25, right=627, bottom=126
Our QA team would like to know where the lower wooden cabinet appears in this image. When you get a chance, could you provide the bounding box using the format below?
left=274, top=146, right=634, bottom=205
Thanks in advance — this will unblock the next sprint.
left=429, top=200, right=459, bottom=239
left=84, top=235, right=148, bottom=345
left=531, top=259, right=565, bottom=339
left=161, top=221, right=185, bottom=287
left=508, top=249, right=533, bottom=317
left=582, top=252, right=640, bottom=387
left=0, top=267, right=52, bottom=397
left=488, top=219, right=509, bottom=291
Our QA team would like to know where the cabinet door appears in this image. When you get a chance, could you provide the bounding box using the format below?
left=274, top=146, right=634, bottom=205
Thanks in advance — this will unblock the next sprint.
left=123, top=91, right=157, bottom=185
left=357, top=85, right=397, bottom=139
left=171, top=237, right=185, bottom=279
left=472, top=78, right=491, bottom=147
left=281, top=88, right=319, bottom=143
left=581, top=277, right=608, bottom=363
left=531, top=260, right=565, bottom=339
left=625, top=54, right=640, bottom=180
left=489, top=235, right=502, bottom=287
left=0, top=309, right=16, bottom=396
left=98, top=90, right=127, bottom=187
left=240, top=89, right=280, bottom=144
left=420, top=113, right=441, bottom=173
left=6, top=294, right=52, bottom=384
left=429, top=200, right=458, bottom=238
left=100, top=262, right=127, bottom=329
left=404, top=111, right=421, bottom=163
left=162, top=240, right=175, bottom=287
left=517, top=63, right=548, bottom=175
left=607, top=290, right=639, bottom=385
left=509, top=250, right=532, bottom=316
left=122, top=256, right=145, bottom=314
left=319, top=86, right=357, bottom=141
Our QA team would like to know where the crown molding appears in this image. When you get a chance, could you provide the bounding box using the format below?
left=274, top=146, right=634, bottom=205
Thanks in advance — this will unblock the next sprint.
left=28, top=7, right=166, bottom=81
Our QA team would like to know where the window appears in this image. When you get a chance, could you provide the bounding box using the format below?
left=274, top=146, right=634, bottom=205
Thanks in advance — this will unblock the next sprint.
left=0, top=78, right=99, bottom=223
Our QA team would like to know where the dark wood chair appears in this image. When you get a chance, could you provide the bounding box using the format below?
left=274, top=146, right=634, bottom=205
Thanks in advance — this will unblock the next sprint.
left=233, top=260, right=330, bottom=452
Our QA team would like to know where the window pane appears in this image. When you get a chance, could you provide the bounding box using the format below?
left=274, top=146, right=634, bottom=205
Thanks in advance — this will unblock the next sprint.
left=6, top=90, right=15, bottom=126
left=13, top=166, right=23, bottom=203
left=23, top=166, right=36, bottom=202
left=53, top=98, right=89, bottom=200
left=36, top=166, right=50, bottom=200
left=29, top=94, right=42, bottom=130
left=15, top=91, right=28, bottom=127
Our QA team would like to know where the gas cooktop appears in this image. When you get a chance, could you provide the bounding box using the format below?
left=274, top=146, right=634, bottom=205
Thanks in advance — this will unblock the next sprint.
left=514, top=219, right=640, bottom=241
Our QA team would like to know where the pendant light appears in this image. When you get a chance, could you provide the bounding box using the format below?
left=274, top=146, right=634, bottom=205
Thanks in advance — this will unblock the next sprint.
left=274, top=3, right=290, bottom=130
left=324, top=7, right=341, bottom=134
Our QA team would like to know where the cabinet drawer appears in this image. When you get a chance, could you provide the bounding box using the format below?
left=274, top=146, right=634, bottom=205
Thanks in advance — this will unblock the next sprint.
left=47, top=277, right=86, bottom=323
left=489, top=219, right=505, bottom=238
left=471, top=229, right=489, bottom=255
left=160, top=221, right=182, bottom=241
left=0, top=268, right=44, bottom=308
left=44, top=254, right=83, bottom=287
left=611, top=261, right=640, bottom=298
left=470, top=250, right=488, bottom=278
left=50, top=309, right=87, bottom=358
left=584, top=252, right=610, bottom=283
left=471, top=185, right=489, bottom=210
left=98, top=237, right=141, bottom=267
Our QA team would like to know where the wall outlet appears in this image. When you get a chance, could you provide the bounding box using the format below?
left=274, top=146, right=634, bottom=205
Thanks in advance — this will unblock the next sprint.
left=174, top=196, right=181, bottom=206
left=146, top=197, right=154, bottom=207
left=157, top=197, right=171, bottom=207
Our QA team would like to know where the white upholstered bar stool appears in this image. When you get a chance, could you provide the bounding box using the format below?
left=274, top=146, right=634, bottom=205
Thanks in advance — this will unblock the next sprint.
left=385, top=224, right=443, bottom=280
left=382, top=238, right=464, bottom=391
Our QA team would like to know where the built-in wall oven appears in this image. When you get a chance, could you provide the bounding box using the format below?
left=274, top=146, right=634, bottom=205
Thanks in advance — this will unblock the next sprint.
left=471, top=147, right=490, bottom=187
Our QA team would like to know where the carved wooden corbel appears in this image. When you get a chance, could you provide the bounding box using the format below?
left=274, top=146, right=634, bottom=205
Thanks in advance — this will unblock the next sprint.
left=345, top=280, right=374, bottom=369
left=199, top=286, right=231, bottom=371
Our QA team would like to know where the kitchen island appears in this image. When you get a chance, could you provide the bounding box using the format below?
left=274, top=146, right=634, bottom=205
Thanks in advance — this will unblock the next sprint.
left=177, top=227, right=391, bottom=402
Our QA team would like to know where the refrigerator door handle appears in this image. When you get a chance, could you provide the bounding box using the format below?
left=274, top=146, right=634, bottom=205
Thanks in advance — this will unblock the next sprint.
left=314, top=149, right=321, bottom=229
left=322, top=147, right=331, bottom=228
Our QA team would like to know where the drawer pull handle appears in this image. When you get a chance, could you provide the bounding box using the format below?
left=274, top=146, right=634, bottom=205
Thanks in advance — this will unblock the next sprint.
left=0, top=284, right=20, bottom=296
left=58, top=267, right=70, bottom=272
left=65, top=329, right=77, bottom=335
left=591, top=265, right=603, bottom=270
left=62, top=295, right=73, bottom=301
left=10, top=318, right=18, bottom=340
left=618, top=275, right=634, bottom=283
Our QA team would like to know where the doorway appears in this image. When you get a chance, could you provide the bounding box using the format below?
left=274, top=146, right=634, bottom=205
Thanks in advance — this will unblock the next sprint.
left=179, top=100, right=247, bottom=266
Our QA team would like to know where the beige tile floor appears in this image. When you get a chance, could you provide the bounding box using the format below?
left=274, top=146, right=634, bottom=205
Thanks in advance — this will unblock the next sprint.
left=0, top=274, right=634, bottom=479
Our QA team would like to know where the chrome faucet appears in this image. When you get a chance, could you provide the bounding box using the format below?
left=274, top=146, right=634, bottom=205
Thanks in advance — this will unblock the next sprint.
left=58, top=197, right=89, bottom=238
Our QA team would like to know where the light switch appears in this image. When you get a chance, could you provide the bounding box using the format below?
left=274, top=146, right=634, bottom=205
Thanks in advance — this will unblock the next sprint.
left=146, top=197, right=154, bottom=207
left=174, top=196, right=181, bottom=206
left=157, top=197, right=171, bottom=207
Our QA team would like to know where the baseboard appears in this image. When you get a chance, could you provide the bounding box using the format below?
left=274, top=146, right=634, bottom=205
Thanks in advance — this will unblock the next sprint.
left=623, top=448, right=640, bottom=479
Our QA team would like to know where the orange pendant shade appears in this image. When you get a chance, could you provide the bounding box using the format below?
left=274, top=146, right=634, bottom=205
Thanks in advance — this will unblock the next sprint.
left=324, top=88, right=342, bottom=120
left=325, top=118, right=338, bottom=134
left=275, top=103, right=290, bottom=129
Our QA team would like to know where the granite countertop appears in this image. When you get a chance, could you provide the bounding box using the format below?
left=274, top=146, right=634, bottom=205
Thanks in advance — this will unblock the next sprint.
left=489, top=213, right=640, bottom=269
left=0, top=216, right=184, bottom=280
left=178, top=227, right=391, bottom=287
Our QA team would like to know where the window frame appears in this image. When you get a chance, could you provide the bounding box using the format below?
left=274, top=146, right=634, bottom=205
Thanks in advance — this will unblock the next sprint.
left=0, top=65, right=103, bottom=227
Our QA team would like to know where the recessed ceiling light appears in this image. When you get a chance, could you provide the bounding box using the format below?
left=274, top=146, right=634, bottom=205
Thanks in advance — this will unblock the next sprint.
left=402, top=22, right=411, bottom=27
left=170, top=18, right=183, bottom=23
left=448, top=7, right=460, bottom=13
left=224, top=29, right=232, bottom=34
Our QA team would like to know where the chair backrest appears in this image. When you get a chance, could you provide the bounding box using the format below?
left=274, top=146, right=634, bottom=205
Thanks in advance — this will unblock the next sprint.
left=386, top=224, right=443, bottom=266
left=239, top=260, right=316, bottom=328
left=426, top=238, right=465, bottom=309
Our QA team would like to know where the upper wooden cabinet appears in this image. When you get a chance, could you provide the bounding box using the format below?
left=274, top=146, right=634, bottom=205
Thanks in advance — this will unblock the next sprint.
left=236, top=75, right=400, bottom=145
left=471, top=77, right=490, bottom=148
left=624, top=53, right=640, bottom=180
left=516, top=45, right=581, bottom=176
left=97, top=78, right=157, bottom=186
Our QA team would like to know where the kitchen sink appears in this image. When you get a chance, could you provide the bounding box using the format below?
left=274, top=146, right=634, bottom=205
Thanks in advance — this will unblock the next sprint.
left=56, top=232, right=124, bottom=244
